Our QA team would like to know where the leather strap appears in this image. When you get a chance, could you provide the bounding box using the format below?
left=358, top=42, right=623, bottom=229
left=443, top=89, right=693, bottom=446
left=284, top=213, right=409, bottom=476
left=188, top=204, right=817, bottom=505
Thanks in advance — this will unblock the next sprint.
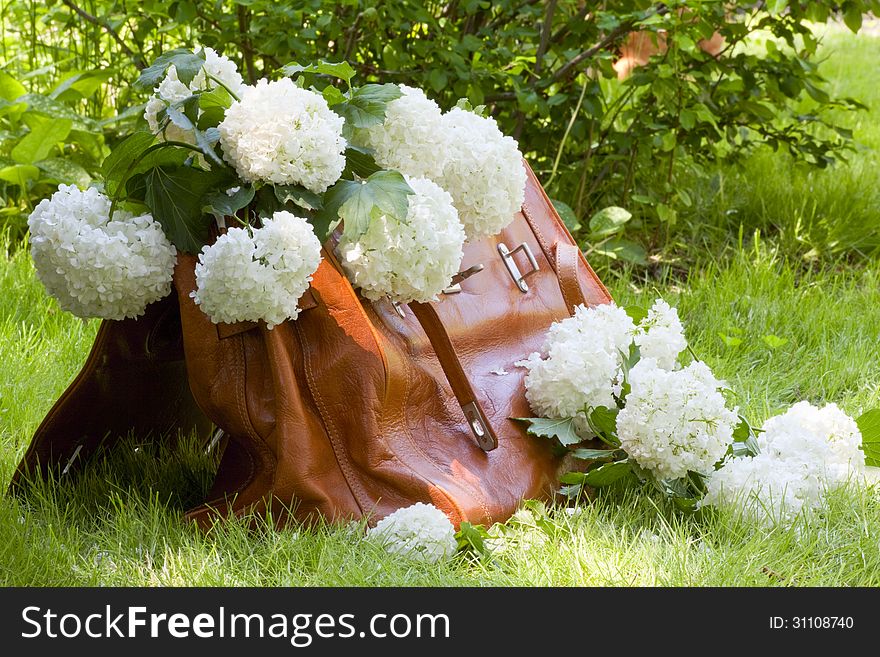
left=409, top=301, right=499, bottom=452
left=555, top=242, right=587, bottom=316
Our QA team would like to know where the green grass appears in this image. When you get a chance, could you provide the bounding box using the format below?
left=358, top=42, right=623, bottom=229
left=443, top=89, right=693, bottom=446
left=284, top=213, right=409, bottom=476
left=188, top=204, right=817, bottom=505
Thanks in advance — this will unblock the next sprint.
left=1, top=236, right=879, bottom=587
left=2, top=31, right=880, bottom=587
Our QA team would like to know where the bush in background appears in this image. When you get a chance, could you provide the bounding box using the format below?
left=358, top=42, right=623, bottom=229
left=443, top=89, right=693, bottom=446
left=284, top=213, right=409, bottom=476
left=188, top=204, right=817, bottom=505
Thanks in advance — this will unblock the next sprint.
left=1, top=0, right=877, bottom=258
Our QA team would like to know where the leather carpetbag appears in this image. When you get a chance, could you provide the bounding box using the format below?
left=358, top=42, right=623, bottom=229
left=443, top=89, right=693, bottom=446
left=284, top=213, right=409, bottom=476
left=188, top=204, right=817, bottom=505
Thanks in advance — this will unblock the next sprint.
left=11, top=163, right=611, bottom=528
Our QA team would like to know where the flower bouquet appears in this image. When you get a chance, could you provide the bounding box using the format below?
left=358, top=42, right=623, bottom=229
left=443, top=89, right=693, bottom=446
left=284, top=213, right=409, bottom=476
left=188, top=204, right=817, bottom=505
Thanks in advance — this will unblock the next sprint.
left=28, top=47, right=527, bottom=326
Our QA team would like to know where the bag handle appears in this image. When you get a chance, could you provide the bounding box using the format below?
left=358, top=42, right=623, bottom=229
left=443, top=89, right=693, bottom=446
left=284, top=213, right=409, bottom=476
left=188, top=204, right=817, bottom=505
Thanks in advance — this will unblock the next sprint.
left=409, top=300, right=499, bottom=452
left=554, top=241, right=589, bottom=315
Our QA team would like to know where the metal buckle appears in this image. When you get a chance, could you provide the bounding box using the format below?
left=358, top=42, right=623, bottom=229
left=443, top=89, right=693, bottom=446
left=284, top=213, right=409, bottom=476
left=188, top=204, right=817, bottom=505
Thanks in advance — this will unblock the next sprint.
left=442, top=263, right=484, bottom=295
left=61, top=442, right=84, bottom=476
left=462, top=402, right=497, bottom=451
left=390, top=300, right=407, bottom=318
left=205, top=428, right=225, bottom=455
left=497, top=242, right=539, bottom=292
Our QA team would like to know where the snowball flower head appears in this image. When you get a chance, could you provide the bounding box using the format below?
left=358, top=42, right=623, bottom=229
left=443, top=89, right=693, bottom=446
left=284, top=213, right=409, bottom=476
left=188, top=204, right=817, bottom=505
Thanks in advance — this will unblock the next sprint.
left=191, top=211, right=322, bottom=328
left=520, top=303, right=636, bottom=434
left=437, top=107, right=526, bottom=239
left=616, top=358, right=738, bottom=479
left=28, top=185, right=176, bottom=320
left=367, top=503, right=457, bottom=563
left=703, top=402, right=865, bottom=526
left=218, top=78, right=346, bottom=192
left=756, top=401, right=865, bottom=482
left=337, top=176, right=465, bottom=303
left=702, top=452, right=825, bottom=526
left=634, top=298, right=687, bottom=370
left=144, top=47, right=245, bottom=144
left=355, top=85, right=447, bottom=180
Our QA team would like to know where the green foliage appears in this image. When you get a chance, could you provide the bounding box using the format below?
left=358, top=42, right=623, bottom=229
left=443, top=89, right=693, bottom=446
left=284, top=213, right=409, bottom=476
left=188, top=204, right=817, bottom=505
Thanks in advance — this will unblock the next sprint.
left=2, top=0, right=877, bottom=259
left=320, top=170, right=414, bottom=241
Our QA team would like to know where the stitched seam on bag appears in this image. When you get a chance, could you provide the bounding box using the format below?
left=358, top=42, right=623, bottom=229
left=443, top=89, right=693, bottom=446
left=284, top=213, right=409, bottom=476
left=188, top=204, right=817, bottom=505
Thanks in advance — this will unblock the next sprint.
left=230, top=335, right=258, bottom=497
left=294, top=319, right=367, bottom=515
left=370, top=305, right=493, bottom=525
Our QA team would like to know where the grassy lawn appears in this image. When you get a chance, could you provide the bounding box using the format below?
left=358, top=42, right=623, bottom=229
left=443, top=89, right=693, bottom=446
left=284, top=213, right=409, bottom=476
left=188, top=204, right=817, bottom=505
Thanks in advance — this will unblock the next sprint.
left=1, top=30, right=879, bottom=587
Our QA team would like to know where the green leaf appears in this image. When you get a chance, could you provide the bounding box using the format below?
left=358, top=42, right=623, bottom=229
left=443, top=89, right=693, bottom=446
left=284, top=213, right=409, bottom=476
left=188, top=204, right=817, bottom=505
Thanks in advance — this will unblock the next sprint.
left=731, top=416, right=760, bottom=458
left=0, top=71, right=26, bottom=101
left=335, top=83, right=403, bottom=131
left=582, top=460, right=632, bottom=487
left=11, top=117, right=72, bottom=164
left=101, top=132, right=157, bottom=195
left=197, top=86, right=233, bottom=129
left=202, top=185, right=255, bottom=220
left=856, top=409, right=880, bottom=467
left=656, top=203, right=677, bottom=224
left=343, top=145, right=381, bottom=178
left=35, top=158, right=91, bottom=187
left=570, top=448, right=622, bottom=461
left=136, top=48, right=206, bottom=89
left=766, top=0, right=788, bottom=16
left=455, top=522, right=491, bottom=557
left=588, top=406, right=619, bottom=437
left=624, top=305, right=649, bottom=324
left=514, top=416, right=581, bottom=446
left=143, top=166, right=233, bottom=253
left=594, top=237, right=647, bottom=264
left=274, top=184, right=323, bottom=212
left=18, top=94, right=100, bottom=132
left=718, top=333, right=742, bottom=348
left=320, top=169, right=413, bottom=240
left=843, top=4, right=863, bottom=33
left=282, top=60, right=357, bottom=87
left=0, top=164, right=40, bottom=186
left=761, top=334, right=788, bottom=349
left=322, top=85, right=347, bottom=107
left=552, top=199, right=581, bottom=232
left=559, top=471, right=586, bottom=485
left=589, top=206, right=632, bottom=237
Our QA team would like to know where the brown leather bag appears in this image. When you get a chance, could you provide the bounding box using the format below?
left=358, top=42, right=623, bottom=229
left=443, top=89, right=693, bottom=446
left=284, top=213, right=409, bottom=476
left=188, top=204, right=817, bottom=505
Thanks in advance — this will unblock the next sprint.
left=11, top=163, right=611, bottom=528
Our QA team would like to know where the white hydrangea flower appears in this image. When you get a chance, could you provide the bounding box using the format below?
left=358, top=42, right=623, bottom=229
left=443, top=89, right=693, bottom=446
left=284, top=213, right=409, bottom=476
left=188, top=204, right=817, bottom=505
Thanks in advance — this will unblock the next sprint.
left=355, top=85, right=447, bottom=180
left=702, top=453, right=826, bottom=526
left=634, top=298, right=687, bottom=370
left=144, top=47, right=245, bottom=145
left=366, top=503, right=458, bottom=563
left=520, top=303, right=636, bottom=434
left=336, top=176, right=465, bottom=303
left=436, top=107, right=526, bottom=239
left=756, top=401, right=865, bottom=482
left=703, top=402, right=865, bottom=526
left=28, top=185, right=176, bottom=320
left=616, top=358, right=738, bottom=480
left=191, top=211, right=322, bottom=328
left=218, top=78, right=346, bottom=192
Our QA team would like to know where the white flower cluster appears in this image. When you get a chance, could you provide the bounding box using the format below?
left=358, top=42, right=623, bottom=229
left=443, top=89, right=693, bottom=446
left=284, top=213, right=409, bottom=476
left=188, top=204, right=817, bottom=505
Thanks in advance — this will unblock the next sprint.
left=366, top=503, right=458, bottom=563
left=191, top=211, right=322, bottom=328
left=703, top=402, right=865, bottom=525
left=521, top=303, right=636, bottom=429
left=353, top=87, right=526, bottom=240
left=144, top=47, right=245, bottom=144
left=28, top=185, right=176, bottom=320
left=337, top=176, right=465, bottom=303
left=616, top=359, right=738, bottom=479
left=437, top=107, right=527, bottom=239
left=218, top=78, right=346, bottom=193
left=358, top=86, right=447, bottom=180
left=634, top=298, right=687, bottom=370
left=521, top=299, right=689, bottom=433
